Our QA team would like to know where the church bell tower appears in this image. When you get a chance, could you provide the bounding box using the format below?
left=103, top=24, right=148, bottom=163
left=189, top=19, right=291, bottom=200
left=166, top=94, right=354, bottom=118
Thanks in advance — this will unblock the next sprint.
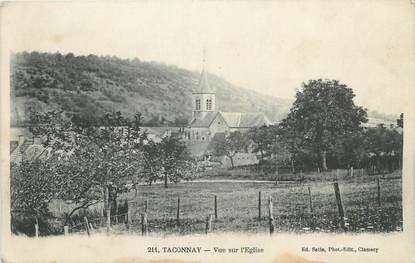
left=192, top=50, right=216, bottom=120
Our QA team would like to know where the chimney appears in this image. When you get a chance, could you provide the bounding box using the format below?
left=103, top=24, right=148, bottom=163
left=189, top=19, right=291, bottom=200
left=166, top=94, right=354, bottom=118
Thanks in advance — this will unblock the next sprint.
left=18, top=135, right=24, bottom=146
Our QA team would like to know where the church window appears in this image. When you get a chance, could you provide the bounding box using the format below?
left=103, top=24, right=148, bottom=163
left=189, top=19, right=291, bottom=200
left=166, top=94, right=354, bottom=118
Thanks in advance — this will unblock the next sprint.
left=196, top=99, right=201, bottom=110
left=206, top=99, right=212, bottom=110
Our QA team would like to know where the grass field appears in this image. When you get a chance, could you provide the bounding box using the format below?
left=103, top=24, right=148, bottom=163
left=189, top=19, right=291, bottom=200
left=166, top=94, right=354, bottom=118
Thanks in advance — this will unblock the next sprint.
left=110, top=172, right=402, bottom=236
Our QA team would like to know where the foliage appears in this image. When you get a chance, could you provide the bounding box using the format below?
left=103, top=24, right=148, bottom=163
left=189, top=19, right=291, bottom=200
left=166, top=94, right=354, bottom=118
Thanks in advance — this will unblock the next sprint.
left=279, top=79, right=368, bottom=171
left=396, top=113, right=403, bottom=128
left=28, top=110, right=147, bottom=223
left=142, top=135, right=196, bottom=188
left=248, top=125, right=278, bottom=162
left=11, top=51, right=292, bottom=126
left=212, top=131, right=249, bottom=169
left=10, top=160, right=62, bottom=236
left=363, top=125, right=403, bottom=173
left=11, top=160, right=58, bottom=218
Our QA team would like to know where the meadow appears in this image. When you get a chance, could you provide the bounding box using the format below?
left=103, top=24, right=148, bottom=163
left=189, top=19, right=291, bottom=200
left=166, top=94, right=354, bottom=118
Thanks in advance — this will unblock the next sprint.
left=106, top=171, right=403, bottom=236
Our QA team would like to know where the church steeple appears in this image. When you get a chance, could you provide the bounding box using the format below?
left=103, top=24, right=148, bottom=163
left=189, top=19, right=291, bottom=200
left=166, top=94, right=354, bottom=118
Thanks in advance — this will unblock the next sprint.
left=192, top=49, right=216, bottom=119
left=193, top=48, right=215, bottom=94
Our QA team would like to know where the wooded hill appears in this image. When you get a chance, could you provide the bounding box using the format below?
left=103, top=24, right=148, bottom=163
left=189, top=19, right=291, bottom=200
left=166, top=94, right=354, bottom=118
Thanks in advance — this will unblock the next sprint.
left=10, top=52, right=292, bottom=126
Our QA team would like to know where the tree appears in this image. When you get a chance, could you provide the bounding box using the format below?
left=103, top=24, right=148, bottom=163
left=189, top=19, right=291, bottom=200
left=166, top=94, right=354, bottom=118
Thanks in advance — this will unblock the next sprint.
left=248, top=125, right=277, bottom=163
left=10, top=160, right=58, bottom=234
left=363, top=125, right=403, bottom=173
left=330, top=129, right=367, bottom=169
left=213, top=131, right=248, bottom=169
left=281, top=79, right=367, bottom=171
left=29, top=110, right=147, bottom=232
left=278, top=116, right=306, bottom=173
left=142, top=135, right=195, bottom=188
left=397, top=113, right=403, bottom=128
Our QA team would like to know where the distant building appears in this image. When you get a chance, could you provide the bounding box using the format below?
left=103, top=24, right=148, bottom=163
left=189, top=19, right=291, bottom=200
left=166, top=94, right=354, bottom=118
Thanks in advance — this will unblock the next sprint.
left=362, top=117, right=398, bottom=129
left=183, top=61, right=271, bottom=143
left=182, top=60, right=271, bottom=167
left=10, top=128, right=49, bottom=165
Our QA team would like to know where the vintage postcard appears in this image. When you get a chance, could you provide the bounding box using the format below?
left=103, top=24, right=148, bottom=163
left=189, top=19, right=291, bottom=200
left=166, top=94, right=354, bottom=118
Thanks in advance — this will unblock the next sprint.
left=0, top=1, right=414, bottom=262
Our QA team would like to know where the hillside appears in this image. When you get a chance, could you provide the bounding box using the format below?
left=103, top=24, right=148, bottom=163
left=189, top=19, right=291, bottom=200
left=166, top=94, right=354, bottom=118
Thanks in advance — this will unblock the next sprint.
left=10, top=52, right=292, bottom=126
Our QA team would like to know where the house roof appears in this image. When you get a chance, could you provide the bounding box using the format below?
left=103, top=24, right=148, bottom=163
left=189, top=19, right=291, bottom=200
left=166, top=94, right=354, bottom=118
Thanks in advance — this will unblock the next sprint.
left=220, top=112, right=271, bottom=128
left=142, top=127, right=172, bottom=137
left=10, top=140, right=51, bottom=164
left=193, top=66, right=215, bottom=94
left=10, top=127, right=34, bottom=141
left=189, top=112, right=219, bottom=128
left=361, top=117, right=397, bottom=128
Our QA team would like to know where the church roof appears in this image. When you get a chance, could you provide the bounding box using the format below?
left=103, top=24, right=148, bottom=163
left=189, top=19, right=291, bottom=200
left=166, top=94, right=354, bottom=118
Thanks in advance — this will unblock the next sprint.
left=193, top=66, right=215, bottom=94
left=189, top=112, right=219, bottom=128
left=190, top=111, right=271, bottom=129
left=220, top=112, right=271, bottom=128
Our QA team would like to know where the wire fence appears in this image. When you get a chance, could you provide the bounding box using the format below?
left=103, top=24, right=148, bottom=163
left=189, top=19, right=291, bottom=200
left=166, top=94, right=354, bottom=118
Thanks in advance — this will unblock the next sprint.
left=55, top=171, right=401, bottom=237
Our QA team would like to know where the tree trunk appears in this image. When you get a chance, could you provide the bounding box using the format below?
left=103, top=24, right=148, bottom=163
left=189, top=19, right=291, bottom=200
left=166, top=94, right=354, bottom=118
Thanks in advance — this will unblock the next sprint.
left=229, top=156, right=235, bottom=169
left=104, top=185, right=111, bottom=234
left=164, top=173, right=168, bottom=188
left=321, top=151, right=328, bottom=171
left=291, top=158, right=295, bottom=174
left=114, top=198, right=118, bottom=224
left=64, top=213, right=70, bottom=226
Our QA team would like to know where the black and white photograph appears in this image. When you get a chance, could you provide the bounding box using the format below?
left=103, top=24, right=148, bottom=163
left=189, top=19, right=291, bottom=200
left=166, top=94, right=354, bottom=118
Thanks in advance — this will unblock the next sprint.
left=1, top=1, right=414, bottom=263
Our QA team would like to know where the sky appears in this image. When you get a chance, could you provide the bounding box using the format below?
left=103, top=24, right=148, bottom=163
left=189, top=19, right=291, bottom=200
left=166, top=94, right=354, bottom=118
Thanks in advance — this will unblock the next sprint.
left=2, top=1, right=414, bottom=115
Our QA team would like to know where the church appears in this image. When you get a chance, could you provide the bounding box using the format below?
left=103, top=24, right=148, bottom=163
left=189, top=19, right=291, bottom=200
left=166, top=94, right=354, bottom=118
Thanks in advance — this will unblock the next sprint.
left=182, top=63, right=271, bottom=143
left=181, top=62, right=271, bottom=165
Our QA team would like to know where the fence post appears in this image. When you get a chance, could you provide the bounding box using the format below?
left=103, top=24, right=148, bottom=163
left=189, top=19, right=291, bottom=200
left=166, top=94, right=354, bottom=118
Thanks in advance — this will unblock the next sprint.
left=214, top=195, right=218, bottom=221
left=268, top=196, right=275, bottom=234
left=333, top=183, right=345, bottom=230
left=258, top=191, right=262, bottom=221
left=115, top=198, right=119, bottom=224
left=89, top=223, right=95, bottom=234
left=64, top=225, right=69, bottom=236
left=176, top=196, right=180, bottom=226
left=308, top=187, right=313, bottom=213
left=350, top=167, right=354, bottom=177
left=144, top=200, right=148, bottom=213
left=35, top=218, right=39, bottom=238
left=141, top=213, right=148, bottom=236
left=105, top=185, right=111, bottom=234
left=83, top=217, right=91, bottom=236
left=377, top=178, right=381, bottom=206
left=205, top=214, right=213, bottom=234
left=127, top=200, right=132, bottom=230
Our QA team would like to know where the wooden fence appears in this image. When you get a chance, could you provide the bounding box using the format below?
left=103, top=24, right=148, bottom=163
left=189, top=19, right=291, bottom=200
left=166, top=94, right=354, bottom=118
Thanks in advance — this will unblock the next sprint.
left=52, top=176, right=391, bottom=237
